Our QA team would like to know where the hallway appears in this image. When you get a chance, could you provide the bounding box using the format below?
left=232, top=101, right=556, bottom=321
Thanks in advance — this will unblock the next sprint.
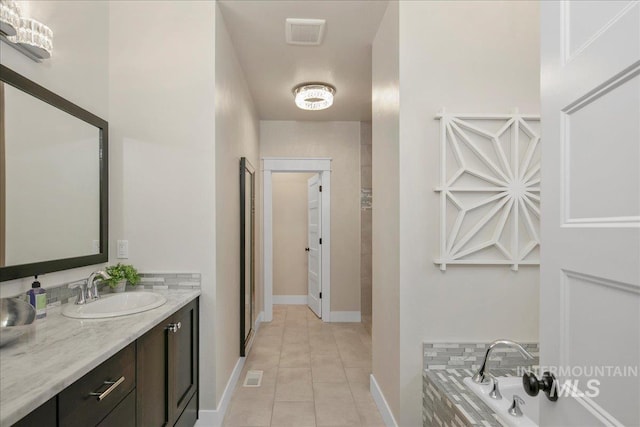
left=223, top=305, right=384, bottom=426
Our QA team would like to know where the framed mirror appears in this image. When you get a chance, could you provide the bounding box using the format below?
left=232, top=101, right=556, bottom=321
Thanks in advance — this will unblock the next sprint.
left=240, top=157, right=256, bottom=356
left=0, top=65, right=108, bottom=282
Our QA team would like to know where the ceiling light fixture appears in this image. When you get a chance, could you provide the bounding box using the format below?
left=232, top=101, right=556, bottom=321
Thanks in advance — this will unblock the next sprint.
left=293, top=83, right=336, bottom=111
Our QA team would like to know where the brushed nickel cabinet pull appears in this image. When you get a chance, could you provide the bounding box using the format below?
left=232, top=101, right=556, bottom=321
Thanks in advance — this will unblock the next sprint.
left=89, top=376, right=125, bottom=401
left=167, top=322, right=181, bottom=333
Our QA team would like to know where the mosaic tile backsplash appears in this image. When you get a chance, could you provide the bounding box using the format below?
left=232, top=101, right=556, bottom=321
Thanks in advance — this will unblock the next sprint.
left=424, top=342, right=539, bottom=371
left=18, top=272, right=201, bottom=307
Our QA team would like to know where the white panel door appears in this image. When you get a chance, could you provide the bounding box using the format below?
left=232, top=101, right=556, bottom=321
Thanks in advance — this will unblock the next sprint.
left=307, top=174, right=322, bottom=317
left=540, top=1, right=640, bottom=426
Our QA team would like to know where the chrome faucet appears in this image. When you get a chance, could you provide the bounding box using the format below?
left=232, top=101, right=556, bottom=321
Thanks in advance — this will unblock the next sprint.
left=488, top=374, right=502, bottom=399
left=508, top=395, right=525, bottom=417
left=69, top=270, right=111, bottom=305
left=471, top=339, right=534, bottom=384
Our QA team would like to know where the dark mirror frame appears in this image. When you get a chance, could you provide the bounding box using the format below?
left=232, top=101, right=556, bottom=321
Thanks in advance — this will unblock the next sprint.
left=0, top=65, right=108, bottom=282
left=240, top=157, right=255, bottom=357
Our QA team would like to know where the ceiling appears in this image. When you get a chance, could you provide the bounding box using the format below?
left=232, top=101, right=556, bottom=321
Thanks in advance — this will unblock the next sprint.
left=218, top=1, right=388, bottom=121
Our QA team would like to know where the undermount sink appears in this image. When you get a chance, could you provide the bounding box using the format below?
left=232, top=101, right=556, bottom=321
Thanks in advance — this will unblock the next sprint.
left=62, top=292, right=167, bottom=319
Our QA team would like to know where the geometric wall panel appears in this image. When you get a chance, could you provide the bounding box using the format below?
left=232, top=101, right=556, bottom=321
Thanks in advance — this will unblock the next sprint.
left=434, top=109, right=541, bottom=271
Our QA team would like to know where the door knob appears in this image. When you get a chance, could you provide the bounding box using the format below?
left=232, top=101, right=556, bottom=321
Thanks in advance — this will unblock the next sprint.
left=305, top=248, right=310, bottom=252
left=522, top=371, right=558, bottom=401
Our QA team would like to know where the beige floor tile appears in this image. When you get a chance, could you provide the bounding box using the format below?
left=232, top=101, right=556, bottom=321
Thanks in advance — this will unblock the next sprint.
left=344, top=367, right=370, bottom=385
left=354, top=396, right=385, bottom=427
left=245, top=348, right=281, bottom=370
left=311, top=355, right=348, bottom=383
left=275, top=367, right=314, bottom=401
left=283, top=331, right=310, bottom=345
left=231, top=367, right=278, bottom=400
left=260, top=324, right=285, bottom=337
left=225, top=306, right=379, bottom=427
left=344, top=367, right=373, bottom=402
left=284, top=322, right=308, bottom=332
left=223, top=396, right=273, bottom=427
left=310, top=343, right=340, bottom=357
left=271, top=401, right=316, bottom=427
left=254, top=335, right=283, bottom=351
left=338, top=347, right=372, bottom=369
left=315, top=399, right=361, bottom=426
left=308, top=322, right=333, bottom=333
left=312, top=381, right=354, bottom=401
left=279, top=345, right=311, bottom=368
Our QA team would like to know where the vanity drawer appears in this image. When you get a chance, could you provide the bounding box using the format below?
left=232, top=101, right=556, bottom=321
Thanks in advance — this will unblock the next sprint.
left=59, top=343, right=136, bottom=427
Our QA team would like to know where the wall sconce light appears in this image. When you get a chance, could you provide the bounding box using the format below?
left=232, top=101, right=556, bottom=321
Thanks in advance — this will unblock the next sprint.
left=0, top=0, right=53, bottom=61
left=0, top=0, right=20, bottom=36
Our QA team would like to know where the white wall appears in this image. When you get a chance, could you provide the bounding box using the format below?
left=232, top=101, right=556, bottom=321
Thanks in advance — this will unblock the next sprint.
left=214, top=1, right=261, bottom=409
left=0, top=0, right=109, bottom=297
left=2, top=0, right=257, bottom=417
left=398, top=2, right=541, bottom=425
left=273, top=173, right=314, bottom=297
left=371, top=0, right=400, bottom=418
left=108, top=0, right=218, bottom=408
left=261, top=121, right=361, bottom=312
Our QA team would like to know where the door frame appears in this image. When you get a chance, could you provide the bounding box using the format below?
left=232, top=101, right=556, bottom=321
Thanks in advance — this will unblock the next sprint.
left=262, top=157, right=332, bottom=322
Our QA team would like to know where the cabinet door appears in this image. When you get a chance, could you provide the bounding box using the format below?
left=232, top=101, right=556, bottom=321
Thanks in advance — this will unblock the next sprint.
left=136, top=320, right=170, bottom=427
left=169, top=299, right=199, bottom=424
left=13, top=397, right=56, bottom=427
left=97, top=390, right=135, bottom=427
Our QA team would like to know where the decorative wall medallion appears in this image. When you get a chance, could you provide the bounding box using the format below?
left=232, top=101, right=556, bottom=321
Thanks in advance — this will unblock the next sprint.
left=434, top=109, right=541, bottom=271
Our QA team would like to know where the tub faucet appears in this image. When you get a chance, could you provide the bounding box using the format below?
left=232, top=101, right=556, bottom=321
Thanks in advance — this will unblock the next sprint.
left=471, top=339, right=534, bottom=384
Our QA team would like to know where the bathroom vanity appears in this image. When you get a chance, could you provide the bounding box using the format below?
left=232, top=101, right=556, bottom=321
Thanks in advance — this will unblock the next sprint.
left=0, top=290, right=199, bottom=427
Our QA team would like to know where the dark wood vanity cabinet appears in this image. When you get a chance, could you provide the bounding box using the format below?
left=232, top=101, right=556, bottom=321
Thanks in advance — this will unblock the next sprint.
left=59, top=343, right=136, bottom=427
left=12, top=298, right=199, bottom=427
left=12, top=398, right=56, bottom=427
left=137, top=298, right=199, bottom=427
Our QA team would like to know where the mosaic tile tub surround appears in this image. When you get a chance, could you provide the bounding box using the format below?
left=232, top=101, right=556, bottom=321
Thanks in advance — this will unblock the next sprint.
left=18, top=272, right=201, bottom=307
left=423, top=343, right=539, bottom=427
left=424, top=342, right=539, bottom=371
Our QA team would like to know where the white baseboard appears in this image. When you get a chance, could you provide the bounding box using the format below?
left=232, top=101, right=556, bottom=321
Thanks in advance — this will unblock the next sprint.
left=255, top=311, right=264, bottom=330
left=195, top=357, right=245, bottom=427
left=195, top=312, right=264, bottom=427
left=330, top=311, right=361, bottom=322
left=370, top=374, right=398, bottom=427
left=273, top=295, right=307, bottom=305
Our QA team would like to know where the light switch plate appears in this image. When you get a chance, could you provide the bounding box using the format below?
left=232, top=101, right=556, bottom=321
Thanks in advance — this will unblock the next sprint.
left=117, top=240, right=129, bottom=259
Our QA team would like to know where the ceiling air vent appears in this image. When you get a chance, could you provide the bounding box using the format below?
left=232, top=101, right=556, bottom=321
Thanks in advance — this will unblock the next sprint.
left=285, top=18, right=326, bottom=46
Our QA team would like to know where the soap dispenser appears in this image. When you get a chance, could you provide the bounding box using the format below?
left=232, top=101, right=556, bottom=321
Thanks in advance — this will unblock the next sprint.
left=26, top=275, right=47, bottom=319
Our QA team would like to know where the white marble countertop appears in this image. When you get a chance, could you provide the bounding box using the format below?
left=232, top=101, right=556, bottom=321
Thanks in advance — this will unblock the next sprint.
left=0, top=288, right=200, bottom=426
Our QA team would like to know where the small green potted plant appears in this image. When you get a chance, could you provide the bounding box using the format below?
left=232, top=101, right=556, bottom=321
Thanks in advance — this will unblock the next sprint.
left=104, top=263, right=141, bottom=293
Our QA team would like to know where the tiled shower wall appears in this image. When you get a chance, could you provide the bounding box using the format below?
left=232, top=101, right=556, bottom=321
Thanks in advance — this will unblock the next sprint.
left=361, top=122, right=372, bottom=319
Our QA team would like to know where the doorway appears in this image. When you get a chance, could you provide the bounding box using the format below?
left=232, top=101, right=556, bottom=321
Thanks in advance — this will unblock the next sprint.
left=262, top=157, right=332, bottom=322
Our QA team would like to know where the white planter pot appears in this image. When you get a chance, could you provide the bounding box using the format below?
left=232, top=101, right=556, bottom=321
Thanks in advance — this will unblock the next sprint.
left=111, top=280, right=127, bottom=293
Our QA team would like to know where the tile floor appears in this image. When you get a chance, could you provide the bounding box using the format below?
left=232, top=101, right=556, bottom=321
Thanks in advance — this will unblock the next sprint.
left=223, top=305, right=385, bottom=427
